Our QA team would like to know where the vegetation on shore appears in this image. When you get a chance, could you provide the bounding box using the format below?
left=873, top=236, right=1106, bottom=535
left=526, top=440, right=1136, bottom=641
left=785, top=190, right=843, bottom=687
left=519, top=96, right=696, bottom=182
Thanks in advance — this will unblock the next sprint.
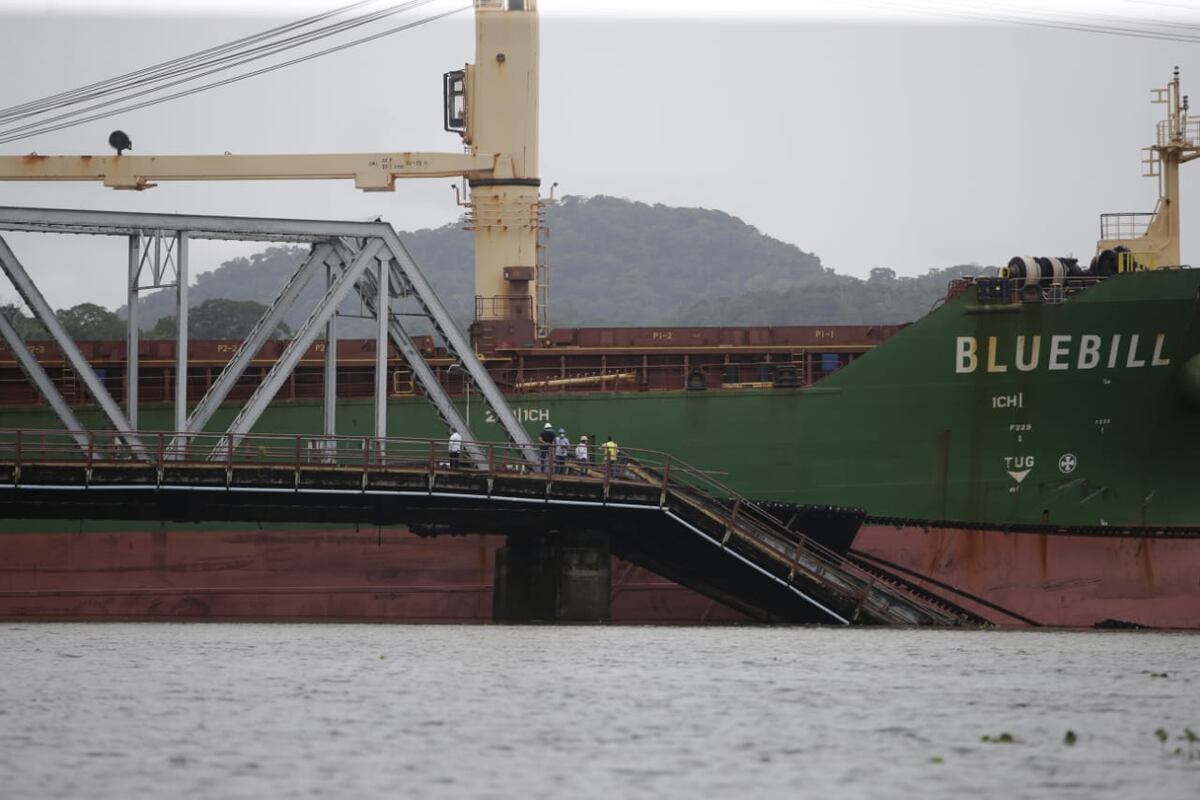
left=0, top=195, right=990, bottom=339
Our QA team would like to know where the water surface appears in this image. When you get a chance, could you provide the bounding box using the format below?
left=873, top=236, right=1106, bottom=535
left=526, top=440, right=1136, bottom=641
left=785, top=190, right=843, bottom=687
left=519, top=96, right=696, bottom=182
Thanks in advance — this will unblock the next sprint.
left=1, top=625, right=1197, bottom=798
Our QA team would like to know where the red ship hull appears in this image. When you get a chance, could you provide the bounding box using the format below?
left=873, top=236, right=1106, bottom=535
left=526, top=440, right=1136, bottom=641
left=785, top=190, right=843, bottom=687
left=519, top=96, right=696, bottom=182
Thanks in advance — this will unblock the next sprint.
left=852, top=524, right=1200, bottom=629
left=0, top=527, right=746, bottom=623
left=2, top=522, right=1195, bottom=627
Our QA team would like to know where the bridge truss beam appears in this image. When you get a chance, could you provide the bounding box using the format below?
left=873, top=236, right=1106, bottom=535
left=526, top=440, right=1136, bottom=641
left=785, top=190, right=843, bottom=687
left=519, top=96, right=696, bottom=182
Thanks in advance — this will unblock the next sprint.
left=0, top=309, right=89, bottom=452
left=0, top=234, right=146, bottom=456
left=0, top=206, right=536, bottom=465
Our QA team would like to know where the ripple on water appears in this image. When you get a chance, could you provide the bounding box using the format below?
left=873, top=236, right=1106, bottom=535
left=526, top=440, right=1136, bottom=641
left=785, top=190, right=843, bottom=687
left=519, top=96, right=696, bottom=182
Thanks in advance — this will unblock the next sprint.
left=0, top=625, right=1198, bottom=799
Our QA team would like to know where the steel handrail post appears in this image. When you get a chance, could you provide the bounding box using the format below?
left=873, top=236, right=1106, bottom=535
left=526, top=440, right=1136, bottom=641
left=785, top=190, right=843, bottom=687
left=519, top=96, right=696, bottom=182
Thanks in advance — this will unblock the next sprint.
left=488, top=443, right=495, bottom=476
left=723, top=497, right=743, bottom=545
left=14, top=428, right=20, bottom=471
left=86, top=431, right=94, bottom=470
left=659, top=455, right=672, bottom=507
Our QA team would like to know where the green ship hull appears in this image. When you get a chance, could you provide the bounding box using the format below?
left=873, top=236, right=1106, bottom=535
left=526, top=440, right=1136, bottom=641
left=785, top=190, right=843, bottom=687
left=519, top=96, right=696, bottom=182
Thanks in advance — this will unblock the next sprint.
left=5, top=270, right=1200, bottom=527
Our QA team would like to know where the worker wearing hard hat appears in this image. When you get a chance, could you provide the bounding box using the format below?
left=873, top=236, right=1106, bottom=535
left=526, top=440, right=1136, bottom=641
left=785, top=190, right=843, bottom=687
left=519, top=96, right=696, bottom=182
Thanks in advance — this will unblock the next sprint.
left=575, top=435, right=590, bottom=475
left=554, top=428, right=570, bottom=474
left=603, top=435, right=619, bottom=478
left=538, top=422, right=556, bottom=472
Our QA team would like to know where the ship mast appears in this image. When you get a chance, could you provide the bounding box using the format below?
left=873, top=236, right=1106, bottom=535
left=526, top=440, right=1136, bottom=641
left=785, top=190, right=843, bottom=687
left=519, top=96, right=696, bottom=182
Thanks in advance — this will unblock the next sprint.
left=0, top=0, right=542, bottom=347
left=1097, top=67, right=1200, bottom=268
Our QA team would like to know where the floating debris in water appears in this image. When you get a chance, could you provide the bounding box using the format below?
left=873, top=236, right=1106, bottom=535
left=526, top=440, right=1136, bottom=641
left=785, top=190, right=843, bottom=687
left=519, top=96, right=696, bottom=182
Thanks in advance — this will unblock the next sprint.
left=980, top=733, right=1016, bottom=744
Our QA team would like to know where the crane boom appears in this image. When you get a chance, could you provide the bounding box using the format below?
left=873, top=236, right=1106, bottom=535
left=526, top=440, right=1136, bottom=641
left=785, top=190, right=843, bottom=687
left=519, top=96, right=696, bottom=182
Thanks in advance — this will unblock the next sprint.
left=0, top=151, right=500, bottom=191
left=0, top=0, right=541, bottom=346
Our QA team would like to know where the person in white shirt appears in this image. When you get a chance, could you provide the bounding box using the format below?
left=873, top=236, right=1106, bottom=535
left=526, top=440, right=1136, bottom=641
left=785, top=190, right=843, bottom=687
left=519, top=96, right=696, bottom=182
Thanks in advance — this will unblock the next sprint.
left=448, top=429, right=463, bottom=470
left=574, top=435, right=590, bottom=475
left=554, top=428, right=570, bottom=474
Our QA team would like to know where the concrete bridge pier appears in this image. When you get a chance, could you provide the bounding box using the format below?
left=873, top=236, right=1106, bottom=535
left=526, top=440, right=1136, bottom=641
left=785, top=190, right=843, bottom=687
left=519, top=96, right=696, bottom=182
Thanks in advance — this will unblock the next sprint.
left=493, top=530, right=611, bottom=623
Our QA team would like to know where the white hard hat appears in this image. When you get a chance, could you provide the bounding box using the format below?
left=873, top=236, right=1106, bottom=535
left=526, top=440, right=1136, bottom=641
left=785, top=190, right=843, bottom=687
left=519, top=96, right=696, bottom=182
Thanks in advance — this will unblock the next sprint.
left=544, top=422, right=552, bottom=429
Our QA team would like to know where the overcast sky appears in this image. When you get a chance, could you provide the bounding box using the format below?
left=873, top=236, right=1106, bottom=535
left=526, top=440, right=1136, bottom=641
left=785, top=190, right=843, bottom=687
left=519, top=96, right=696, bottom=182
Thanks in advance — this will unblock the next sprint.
left=0, top=0, right=1198, bottom=311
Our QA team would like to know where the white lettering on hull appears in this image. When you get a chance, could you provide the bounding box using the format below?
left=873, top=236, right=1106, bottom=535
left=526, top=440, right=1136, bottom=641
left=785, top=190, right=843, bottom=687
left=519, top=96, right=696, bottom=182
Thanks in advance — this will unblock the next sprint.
left=486, top=407, right=550, bottom=424
left=1151, top=333, right=1170, bottom=366
left=986, top=336, right=1007, bottom=373
left=1004, top=455, right=1035, bottom=470
left=1077, top=335, right=1101, bottom=369
left=1015, top=335, right=1040, bottom=372
left=954, top=333, right=1171, bottom=374
left=991, top=393, right=1023, bottom=409
left=955, top=337, right=978, bottom=374
left=1126, top=334, right=1146, bottom=368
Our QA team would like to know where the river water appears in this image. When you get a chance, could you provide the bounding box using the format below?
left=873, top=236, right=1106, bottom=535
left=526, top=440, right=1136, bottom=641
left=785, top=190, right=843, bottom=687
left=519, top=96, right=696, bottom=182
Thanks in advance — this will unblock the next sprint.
left=1, top=624, right=1197, bottom=799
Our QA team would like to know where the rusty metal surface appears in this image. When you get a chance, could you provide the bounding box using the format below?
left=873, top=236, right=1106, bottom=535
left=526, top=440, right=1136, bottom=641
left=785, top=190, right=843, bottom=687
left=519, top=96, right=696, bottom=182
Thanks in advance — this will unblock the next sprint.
left=853, top=523, right=1200, bottom=628
left=0, top=324, right=890, bottom=404
left=0, top=528, right=747, bottom=623
left=542, top=324, right=906, bottom=350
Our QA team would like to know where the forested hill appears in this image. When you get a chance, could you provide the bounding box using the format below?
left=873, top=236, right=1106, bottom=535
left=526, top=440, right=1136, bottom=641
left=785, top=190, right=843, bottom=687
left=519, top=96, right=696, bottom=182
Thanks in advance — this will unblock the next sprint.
left=116, top=195, right=989, bottom=334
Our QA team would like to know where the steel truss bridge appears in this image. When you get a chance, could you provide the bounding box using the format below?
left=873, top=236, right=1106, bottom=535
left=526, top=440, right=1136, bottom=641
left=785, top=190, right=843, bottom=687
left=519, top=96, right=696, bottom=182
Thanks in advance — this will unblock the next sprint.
left=0, top=205, right=533, bottom=464
left=0, top=206, right=978, bottom=625
left=0, top=427, right=980, bottom=626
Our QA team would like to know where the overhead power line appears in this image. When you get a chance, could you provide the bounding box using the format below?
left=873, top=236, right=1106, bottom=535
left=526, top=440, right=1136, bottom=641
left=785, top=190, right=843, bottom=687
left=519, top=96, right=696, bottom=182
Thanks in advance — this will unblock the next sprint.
left=0, top=0, right=438, bottom=137
left=0, top=0, right=469, bottom=146
left=0, top=0, right=379, bottom=124
left=847, top=0, right=1200, bottom=41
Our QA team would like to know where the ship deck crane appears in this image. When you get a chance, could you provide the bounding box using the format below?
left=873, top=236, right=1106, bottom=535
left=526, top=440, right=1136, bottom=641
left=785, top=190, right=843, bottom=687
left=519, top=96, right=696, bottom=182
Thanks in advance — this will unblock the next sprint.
left=0, top=0, right=544, bottom=346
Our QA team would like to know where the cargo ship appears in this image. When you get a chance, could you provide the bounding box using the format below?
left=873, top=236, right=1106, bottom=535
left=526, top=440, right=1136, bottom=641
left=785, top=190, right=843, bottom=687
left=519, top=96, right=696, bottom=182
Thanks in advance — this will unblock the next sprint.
left=0, top=1, right=1198, bottom=627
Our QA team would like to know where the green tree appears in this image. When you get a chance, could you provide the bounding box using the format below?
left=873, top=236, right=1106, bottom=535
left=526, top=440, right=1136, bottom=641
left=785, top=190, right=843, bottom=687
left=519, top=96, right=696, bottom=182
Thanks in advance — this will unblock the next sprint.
left=143, top=299, right=289, bottom=340
left=0, top=304, right=48, bottom=339
left=190, top=298, right=289, bottom=340
left=122, top=196, right=993, bottom=332
left=56, top=303, right=125, bottom=340
left=146, top=315, right=177, bottom=339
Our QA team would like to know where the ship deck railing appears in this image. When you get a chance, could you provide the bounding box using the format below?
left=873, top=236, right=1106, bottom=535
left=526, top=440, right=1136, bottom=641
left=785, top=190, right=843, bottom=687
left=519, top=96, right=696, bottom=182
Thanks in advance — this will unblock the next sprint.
left=1099, top=211, right=1155, bottom=240
left=0, top=427, right=978, bottom=626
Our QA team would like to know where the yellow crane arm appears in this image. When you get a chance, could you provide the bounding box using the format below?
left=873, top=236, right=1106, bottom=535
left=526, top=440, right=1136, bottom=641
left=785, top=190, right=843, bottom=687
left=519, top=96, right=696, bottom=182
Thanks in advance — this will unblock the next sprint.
left=0, top=151, right=501, bottom=191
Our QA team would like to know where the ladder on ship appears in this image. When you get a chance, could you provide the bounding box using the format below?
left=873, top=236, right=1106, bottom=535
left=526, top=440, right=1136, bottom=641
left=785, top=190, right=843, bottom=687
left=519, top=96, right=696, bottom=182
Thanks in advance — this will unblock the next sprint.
left=535, top=220, right=550, bottom=341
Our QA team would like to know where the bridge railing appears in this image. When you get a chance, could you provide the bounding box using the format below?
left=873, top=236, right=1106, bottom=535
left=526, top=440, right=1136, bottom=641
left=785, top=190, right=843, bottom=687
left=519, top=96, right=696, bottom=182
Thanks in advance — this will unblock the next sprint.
left=0, top=427, right=662, bottom=481
left=615, top=443, right=924, bottom=617
left=0, top=428, right=832, bottom=558
left=0, top=427, right=833, bottom=556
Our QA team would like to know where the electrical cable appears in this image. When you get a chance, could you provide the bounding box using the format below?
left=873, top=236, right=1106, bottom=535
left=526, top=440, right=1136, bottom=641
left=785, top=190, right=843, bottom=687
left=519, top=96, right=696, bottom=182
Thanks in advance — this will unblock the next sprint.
left=0, top=0, right=380, bottom=123
left=0, top=0, right=437, bottom=136
left=0, top=3, right=469, bottom=146
left=13, top=0, right=1195, bottom=148
left=845, top=0, right=1200, bottom=41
